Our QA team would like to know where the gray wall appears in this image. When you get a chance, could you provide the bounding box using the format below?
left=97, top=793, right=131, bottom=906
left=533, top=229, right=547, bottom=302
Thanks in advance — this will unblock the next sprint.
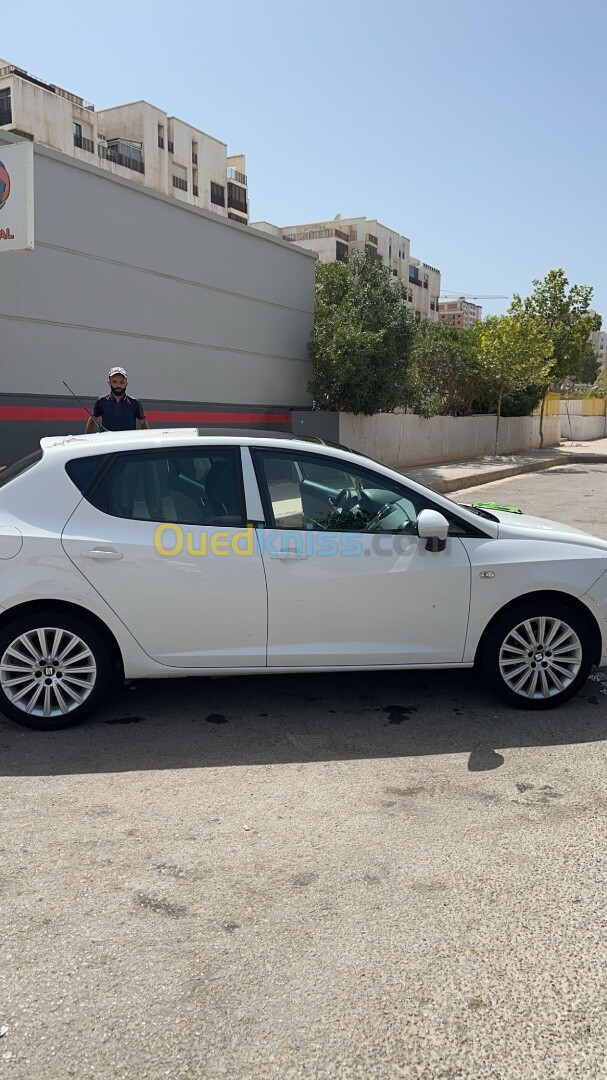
left=0, top=132, right=315, bottom=406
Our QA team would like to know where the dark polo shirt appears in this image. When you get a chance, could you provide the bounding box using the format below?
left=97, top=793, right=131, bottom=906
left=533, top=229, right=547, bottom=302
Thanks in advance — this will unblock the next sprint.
left=93, top=393, right=146, bottom=431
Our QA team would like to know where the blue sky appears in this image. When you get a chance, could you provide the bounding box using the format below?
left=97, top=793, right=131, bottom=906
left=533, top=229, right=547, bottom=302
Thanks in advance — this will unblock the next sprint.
left=5, top=0, right=606, bottom=319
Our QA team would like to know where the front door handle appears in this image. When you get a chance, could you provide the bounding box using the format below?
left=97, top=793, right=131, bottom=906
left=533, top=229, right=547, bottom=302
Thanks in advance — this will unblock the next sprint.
left=80, top=548, right=124, bottom=560
left=267, top=551, right=308, bottom=560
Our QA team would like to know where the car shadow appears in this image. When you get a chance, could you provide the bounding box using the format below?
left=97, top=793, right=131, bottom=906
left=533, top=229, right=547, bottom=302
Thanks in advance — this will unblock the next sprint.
left=1, top=669, right=606, bottom=777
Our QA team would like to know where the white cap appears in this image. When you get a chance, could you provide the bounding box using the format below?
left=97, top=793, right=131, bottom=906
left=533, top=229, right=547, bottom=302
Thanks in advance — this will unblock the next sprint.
left=108, top=366, right=127, bottom=378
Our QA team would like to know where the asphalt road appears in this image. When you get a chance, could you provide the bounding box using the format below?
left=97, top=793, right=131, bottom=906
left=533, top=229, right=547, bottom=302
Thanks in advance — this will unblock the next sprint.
left=2, top=464, right=607, bottom=1079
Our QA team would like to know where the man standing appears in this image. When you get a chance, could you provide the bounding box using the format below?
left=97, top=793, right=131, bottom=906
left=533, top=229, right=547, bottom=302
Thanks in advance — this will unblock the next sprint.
left=85, top=367, right=149, bottom=433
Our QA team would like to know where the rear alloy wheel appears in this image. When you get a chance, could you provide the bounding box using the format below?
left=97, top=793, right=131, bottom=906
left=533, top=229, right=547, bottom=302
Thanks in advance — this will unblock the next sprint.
left=0, top=613, right=113, bottom=730
left=482, top=601, right=594, bottom=709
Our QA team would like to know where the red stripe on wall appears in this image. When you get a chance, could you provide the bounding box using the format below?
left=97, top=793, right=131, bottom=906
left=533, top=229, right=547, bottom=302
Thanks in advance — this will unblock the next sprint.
left=0, top=406, right=292, bottom=425
left=146, top=410, right=292, bottom=425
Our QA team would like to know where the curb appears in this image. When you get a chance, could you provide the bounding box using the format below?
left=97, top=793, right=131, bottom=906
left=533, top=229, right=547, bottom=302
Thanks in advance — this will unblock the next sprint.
left=409, top=453, right=607, bottom=495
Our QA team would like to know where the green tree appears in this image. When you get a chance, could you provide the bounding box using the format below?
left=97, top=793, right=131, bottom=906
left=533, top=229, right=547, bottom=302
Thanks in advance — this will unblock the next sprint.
left=477, top=311, right=554, bottom=453
left=409, top=320, right=482, bottom=418
left=518, top=269, right=601, bottom=381
left=309, top=251, right=417, bottom=414
left=516, top=269, right=602, bottom=443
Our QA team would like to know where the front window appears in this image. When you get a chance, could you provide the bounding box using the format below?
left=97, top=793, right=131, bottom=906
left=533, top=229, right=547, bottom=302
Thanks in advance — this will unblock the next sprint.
left=251, top=449, right=479, bottom=536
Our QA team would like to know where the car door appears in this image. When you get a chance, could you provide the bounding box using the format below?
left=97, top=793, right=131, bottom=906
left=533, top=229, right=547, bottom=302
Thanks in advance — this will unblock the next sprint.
left=251, top=447, right=473, bottom=667
left=61, top=445, right=267, bottom=668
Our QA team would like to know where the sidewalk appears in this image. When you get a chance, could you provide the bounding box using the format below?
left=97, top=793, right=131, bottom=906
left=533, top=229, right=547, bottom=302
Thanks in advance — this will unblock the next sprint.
left=400, top=437, right=607, bottom=494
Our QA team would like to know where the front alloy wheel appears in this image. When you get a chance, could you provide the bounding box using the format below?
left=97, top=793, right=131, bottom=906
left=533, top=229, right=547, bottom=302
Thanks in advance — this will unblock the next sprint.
left=0, top=613, right=113, bottom=730
left=499, top=616, right=583, bottom=700
left=482, top=601, right=594, bottom=709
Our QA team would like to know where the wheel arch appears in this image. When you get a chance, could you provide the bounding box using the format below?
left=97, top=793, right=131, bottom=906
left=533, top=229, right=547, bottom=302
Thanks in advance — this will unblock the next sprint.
left=0, top=600, right=124, bottom=672
left=474, top=590, right=603, bottom=667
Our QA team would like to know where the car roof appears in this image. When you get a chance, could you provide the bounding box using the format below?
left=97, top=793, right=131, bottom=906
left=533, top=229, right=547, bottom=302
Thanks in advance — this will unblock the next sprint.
left=39, top=427, right=359, bottom=457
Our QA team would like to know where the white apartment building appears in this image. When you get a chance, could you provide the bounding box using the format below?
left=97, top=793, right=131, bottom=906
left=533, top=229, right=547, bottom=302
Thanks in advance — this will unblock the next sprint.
left=252, top=216, right=441, bottom=321
left=0, top=60, right=248, bottom=223
left=437, top=297, right=482, bottom=328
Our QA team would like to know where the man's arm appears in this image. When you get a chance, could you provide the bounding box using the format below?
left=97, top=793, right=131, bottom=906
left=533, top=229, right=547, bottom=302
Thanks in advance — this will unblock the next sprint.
left=136, top=401, right=149, bottom=430
left=85, top=399, right=103, bottom=433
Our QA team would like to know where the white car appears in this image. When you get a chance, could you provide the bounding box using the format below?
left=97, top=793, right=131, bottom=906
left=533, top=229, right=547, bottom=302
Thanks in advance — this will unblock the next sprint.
left=0, top=429, right=606, bottom=731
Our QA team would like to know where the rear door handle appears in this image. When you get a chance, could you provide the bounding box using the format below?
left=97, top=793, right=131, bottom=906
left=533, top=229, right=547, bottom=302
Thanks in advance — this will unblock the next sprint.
left=80, top=548, right=124, bottom=560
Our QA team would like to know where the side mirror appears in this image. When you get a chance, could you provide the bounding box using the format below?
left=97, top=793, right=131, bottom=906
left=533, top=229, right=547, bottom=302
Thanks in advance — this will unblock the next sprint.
left=417, top=509, right=449, bottom=552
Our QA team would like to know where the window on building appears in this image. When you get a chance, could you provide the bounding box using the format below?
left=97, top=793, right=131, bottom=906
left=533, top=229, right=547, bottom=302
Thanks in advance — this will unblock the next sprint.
left=192, top=141, right=198, bottom=165
left=73, top=120, right=94, bottom=153
left=101, top=140, right=144, bottom=173
left=193, top=185, right=199, bottom=197
left=0, top=87, right=12, bottom=125
left=227, top=182, right=248, bottom=214
left=158, top=124, right=165, bottom=149
left=335, top=241, right=349, bottom=262
left=211, top=182, right=225, bottom=207
left=172, top=174, right=188, bottom=192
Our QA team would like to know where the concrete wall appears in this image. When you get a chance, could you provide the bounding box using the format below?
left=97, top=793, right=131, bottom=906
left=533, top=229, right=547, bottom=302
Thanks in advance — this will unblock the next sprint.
left=558, top=399, right=607, bottom=441
left=560, top=415, right=607, bottom=441
left=0, top=132, right=315, bottom=406
left=338, top=413, right=561, bottom=468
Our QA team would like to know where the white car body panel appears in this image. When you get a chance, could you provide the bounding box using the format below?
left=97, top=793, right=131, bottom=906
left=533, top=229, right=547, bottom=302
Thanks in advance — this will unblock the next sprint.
left=61, top=499, right=268, bottom=668
left=260, top=530, right=471, bottom=665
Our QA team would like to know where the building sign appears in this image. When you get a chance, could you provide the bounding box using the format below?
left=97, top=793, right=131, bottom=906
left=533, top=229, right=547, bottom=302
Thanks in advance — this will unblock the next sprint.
left=0, top=141, right=34, bottom=252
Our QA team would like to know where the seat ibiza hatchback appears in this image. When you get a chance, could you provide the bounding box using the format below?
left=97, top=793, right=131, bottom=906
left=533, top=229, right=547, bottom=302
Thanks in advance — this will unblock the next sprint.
left=0, top=429, right=606, bottom=731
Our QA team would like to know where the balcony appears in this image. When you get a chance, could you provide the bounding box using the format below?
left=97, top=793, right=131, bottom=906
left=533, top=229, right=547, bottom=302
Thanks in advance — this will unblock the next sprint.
left=284, top=227, right=351, bottom=243
left=0, top=109, right=12, bottom=126
left=73, top=133, right=94, bottom=153
left=409, top=275, right=421, bottom=286
left=98, top=145, right=145, bottom=174
left=227, top=166, right=247, bottom=185
left=0, top=64, right=94, bottom=110
left=365, top=233, right=378, bottom=246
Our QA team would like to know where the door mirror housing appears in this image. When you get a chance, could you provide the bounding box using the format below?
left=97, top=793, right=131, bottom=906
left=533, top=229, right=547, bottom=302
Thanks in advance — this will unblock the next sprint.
left=417, top=509, right=449, bottom=552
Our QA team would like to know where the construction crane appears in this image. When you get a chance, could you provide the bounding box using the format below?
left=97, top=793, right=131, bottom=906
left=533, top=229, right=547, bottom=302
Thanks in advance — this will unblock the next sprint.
left=439, top=291, right=508, bottom=300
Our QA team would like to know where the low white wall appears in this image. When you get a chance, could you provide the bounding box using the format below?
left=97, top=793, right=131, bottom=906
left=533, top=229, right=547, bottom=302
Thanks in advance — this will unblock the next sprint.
left=560, top=415, right=607, bottom=441
left=338, top=413, right=561, bottom=468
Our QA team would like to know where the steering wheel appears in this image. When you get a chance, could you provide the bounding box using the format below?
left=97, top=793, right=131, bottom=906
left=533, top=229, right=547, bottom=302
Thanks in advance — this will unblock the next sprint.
left=362, top=502, right=395, bottom=532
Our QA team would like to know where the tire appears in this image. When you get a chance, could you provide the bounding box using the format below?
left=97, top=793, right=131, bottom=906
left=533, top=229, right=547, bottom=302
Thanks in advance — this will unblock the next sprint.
left=0, top=611, right=113, bottom=731
left=481, top=599, right=595, bottom=710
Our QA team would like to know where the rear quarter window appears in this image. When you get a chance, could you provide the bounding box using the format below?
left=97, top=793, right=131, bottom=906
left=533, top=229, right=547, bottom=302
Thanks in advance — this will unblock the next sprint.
left=65, top=455, right=109, bottom=494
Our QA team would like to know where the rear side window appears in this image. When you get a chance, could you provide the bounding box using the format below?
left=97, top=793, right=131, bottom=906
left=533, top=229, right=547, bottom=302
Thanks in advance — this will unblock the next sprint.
left=65, top=455, right=108, bottom=494
left=0, top=449, right=44, bottom=490
left=80, top=448, right=244, bottom=526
